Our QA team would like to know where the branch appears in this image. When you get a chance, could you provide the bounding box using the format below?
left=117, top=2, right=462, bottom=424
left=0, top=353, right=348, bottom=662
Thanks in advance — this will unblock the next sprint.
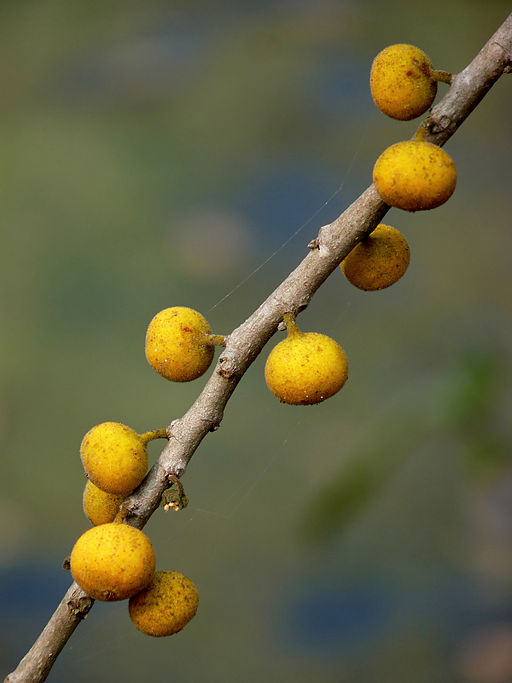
left=6, top=12, right=511, bottom=683
left=4, top=582, right=93, bottom=683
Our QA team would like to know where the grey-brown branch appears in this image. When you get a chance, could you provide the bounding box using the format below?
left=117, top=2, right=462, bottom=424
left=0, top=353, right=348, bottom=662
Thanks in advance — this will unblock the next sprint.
left=6, top=12, right=511, bottom=683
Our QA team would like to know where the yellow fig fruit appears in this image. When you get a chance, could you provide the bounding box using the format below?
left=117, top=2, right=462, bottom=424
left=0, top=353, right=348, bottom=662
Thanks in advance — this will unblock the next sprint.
left=70, top=523, right=155, bottom=601
left=265, top=315, right=348, bottom=405
left=83, top=480, right=125, bottom=526
left=341, top=224, right=410, bottom=291
left=80, top=422, right=148, bottom=495
left=373, top=140, right=457, bottom=211
left=129, top=570, right=199, bottom=637
left=370, top=44, right=438, bottom=121
left=145, top=307, right=215, bottom=382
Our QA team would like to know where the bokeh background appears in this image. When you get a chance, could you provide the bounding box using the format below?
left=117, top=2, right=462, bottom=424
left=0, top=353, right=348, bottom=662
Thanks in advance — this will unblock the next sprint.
left=1, top=1, right=511, bottom=681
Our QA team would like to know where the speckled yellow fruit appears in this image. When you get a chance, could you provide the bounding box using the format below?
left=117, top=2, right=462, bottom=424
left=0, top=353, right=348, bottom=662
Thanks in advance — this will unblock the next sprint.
left=373, top=140, right=457, bottom=211
left=83, top=480, right=125, bottom=526
left=341, top=224, right=410, bottom=291
left=129, top=570, right=199, bottom=637
left=370, top=44, right=437, bottom=120
left=145, top=307, right=215, bottom=382
left=265, top=317, right=348, bottom=405
left=70, top=523, right=155, bottom=601
left=81, top=422, right=148, bottom=495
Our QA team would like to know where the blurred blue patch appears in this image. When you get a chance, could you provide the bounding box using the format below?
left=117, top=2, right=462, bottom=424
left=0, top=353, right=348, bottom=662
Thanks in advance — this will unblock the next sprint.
left=1, top=560, right=73, bottom=677
left=48, top=11, right=225, bottom=104
left=235, top=162, right=352, bottom=244
left=310, top=56, right=371, bottom=114
left=283, top=580, right=397, bottom=651
left=280, top=573, right=512, bottom=655
left=0, top=561, right=70, bottom=615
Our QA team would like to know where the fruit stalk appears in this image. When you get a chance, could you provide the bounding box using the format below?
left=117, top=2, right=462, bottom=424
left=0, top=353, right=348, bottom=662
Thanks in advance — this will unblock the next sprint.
left=206, top=334, right=227, bottom=347
left=431, top=69, right=453, bottom=84
left=139, top=428, right=168, bottom=444
left=282, top=312, right=300, bottom=336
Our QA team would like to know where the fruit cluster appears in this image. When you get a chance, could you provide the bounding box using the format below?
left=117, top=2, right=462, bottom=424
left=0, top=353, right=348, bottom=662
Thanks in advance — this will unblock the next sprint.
left=265, top=44, right=457, bottom=402
left=70, top=307, right=229, bottom=634
left=370, top=43, right=457, bottom=212
left=70, top=40, right=457, bottom=642
left=335, top=44, right=457, bottom=318
left=146, top=306, right=349, bottom=407
left=73, top=420, right=198, bottom=636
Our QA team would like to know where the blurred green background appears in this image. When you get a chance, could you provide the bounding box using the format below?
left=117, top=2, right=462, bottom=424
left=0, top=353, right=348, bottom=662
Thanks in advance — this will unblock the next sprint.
left=1, top=1, right=512, bottom=681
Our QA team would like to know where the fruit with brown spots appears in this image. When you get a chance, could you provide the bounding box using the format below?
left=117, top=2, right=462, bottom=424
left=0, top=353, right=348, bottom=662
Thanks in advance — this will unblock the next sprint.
left=373, top=140, right=457, bottom=211
left=70, top=523, right=155, bottom=601
left=341, top=224, right=410, bottom=291
left=370, top=44, right=438, bottom=120
left=82, top=480, right=125, bottom=525
left=265, top=314, right=348, bottom=405
left=145, top=306, right=216, bottom=382
left=129, top=570, right=199, bottom=636
left=80, top=421, right=148, bottom=495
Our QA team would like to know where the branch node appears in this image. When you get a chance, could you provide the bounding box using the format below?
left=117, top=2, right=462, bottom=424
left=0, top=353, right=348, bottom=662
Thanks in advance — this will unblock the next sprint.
left=166, top=462, right=186, bottom=479
left=67, top=595, right=94, bottom=617
left=428, top=113, right=455, bottom=135
left=218, top=354, right=237, bottom=379
left=166, top=420, right=182, bottom=441
left=492, top=41, right=512, bottom=66
left=119, top=499, right=140, bottom=517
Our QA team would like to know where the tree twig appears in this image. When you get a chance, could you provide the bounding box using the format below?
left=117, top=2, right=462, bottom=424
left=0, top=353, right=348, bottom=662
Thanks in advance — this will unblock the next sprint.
left=4, top=583, right=93, bottom=683
left=5, top=11, right=511, bottom=683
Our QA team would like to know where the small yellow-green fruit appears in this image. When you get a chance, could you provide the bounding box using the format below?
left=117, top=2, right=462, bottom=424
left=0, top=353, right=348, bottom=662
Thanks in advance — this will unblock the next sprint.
left=81, top=422, right=148, bottom=495
left=265, top=316, right=348, bottom=405
left=370, top=44, right=437, bottom=120
left=70, top=523, right=155, bottom=601
left=341, top=224, right=410, bottom=291
left=145, top=306, right=215, bottom=382
left=129, top=570, right=199, bottom=637
left=83, top=480, right=125, bottom=526
left=373, top=140, right=457, bottom=211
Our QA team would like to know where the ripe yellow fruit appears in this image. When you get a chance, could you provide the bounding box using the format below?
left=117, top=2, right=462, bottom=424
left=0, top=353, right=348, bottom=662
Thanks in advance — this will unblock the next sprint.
left=341, top=224, right=410, bottom=291
left=370, top=44, right=437, bottom=120
left=70, top=523, right=155, bottom=601
left=83, top=480, right=125, bottom=526
left=145, top=306, right=215, bottom=382
left=129, top=570, right=199, bottom=637
left=81, top=422, right=148, bottom=495
left=373, top=140, right=457, bottom=211
left=265, top=315, right=348, bottom=405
